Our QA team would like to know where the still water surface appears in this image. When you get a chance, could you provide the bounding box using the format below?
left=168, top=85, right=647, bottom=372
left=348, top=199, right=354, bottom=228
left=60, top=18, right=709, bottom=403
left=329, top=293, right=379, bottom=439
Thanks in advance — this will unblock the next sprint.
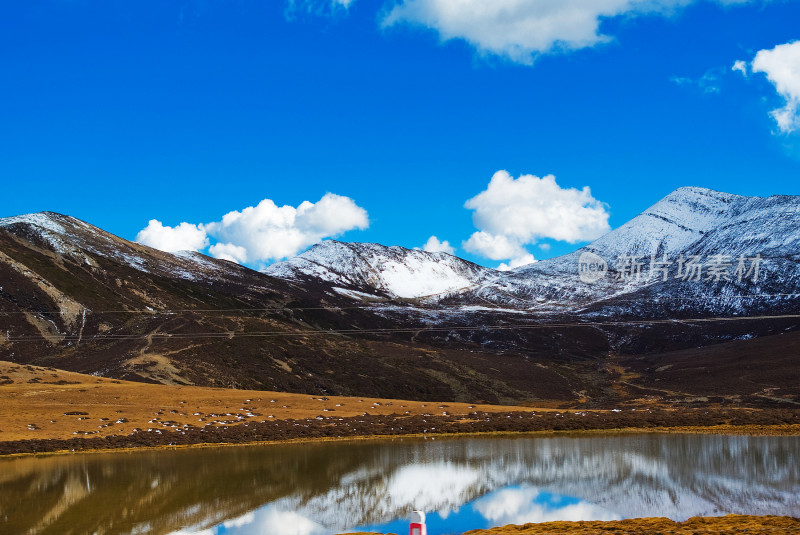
left=1, top=434, right=798, bottom=535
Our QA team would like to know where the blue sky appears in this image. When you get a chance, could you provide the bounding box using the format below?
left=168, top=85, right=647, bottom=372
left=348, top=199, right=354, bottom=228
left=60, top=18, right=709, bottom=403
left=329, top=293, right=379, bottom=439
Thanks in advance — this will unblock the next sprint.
left=1, top=0, right=799, bottom=269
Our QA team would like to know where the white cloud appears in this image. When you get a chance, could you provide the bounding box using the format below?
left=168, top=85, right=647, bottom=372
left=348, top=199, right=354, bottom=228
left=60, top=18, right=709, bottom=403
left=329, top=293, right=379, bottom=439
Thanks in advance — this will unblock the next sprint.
left=751, top=40, right=800, bottom=133
left=732, top=59, right=748, bottom=76
left=463, top=171, right=609, bottom=267
left=248, top=508, right=327, bottom=535
left=384, top=463, right=481, bottom=516
left=208, top=242, right=249, bottom=263
left=497, top=254, right=536, bottom=271
left=135, top=220, right=209, bottom=253
left=285, top=0, right=353, bottom=18
left=223, top=512, right=255, bottom=528
left=473, top=486, right=621, bottom=525
left=169, top=528, right=215, bottom=535
left=463, top=230, right=528, bottom=261
left=381, top=0, right=755, bottom=65
left=204, top=193, right=369, bottom=265
left=422, top=235, right=455, bottom=254
left=136, top=193, right=368, bottom=266
left=671, top=67, right=724, bottom=94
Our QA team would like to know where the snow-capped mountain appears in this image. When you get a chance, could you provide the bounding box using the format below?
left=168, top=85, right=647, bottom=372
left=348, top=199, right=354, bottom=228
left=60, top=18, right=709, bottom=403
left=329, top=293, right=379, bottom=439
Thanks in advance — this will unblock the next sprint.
left=437, top=187, right=800, bottom=315
left=263, top=187, right=800, bottom=317
left=0, top=212, right=575, bottom=401
left=1, top=188, right=799, bottom=404
left=0, top=211, right=246, bottom=284
left=265, top=240, right=495, bottom=300
left=524, top=186, right=800, bottom=281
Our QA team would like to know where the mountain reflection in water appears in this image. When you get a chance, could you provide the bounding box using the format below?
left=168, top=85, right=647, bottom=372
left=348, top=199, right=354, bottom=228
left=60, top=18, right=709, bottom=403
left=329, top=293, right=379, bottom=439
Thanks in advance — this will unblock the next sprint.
left=1, top=434, right=798, bottom=535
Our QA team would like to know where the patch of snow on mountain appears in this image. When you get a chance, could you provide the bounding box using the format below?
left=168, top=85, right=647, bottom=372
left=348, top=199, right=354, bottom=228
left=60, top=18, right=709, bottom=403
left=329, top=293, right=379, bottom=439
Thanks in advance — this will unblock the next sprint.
left=171, top=250, right=233, bottom=280
left=0, top=212, right=70, bottom=253
left=332, top=287, right=382, bottom=300
left=118, top=252, right=151, bottom=273
left=266, top=241, right=494, bottom=299
left=374, top=256, right=476, bottom=298
left=0, top=212, right=66, bottom=234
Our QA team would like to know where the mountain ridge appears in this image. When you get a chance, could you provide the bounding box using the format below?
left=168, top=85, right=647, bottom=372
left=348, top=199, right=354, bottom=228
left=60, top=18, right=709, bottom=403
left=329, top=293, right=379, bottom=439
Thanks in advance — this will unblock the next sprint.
left=260, top=187, right=800, bottom=317
left=1, top=187, right=799, bottom=406
left=264, top=239, right=496, bottom=300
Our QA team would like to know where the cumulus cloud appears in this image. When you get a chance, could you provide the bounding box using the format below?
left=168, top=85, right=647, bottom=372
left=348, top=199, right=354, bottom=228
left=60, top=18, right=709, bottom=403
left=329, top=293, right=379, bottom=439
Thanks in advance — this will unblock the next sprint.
left=208, top=242, right=249, bottom=264
left=136, top=193, right=368, bottom=266
left=462, top=170, right=609, bottom=267
left=463, top=231, right=528, bottom=261
left=750, top=40, right=800, bottom=133
left=422, top=235, right=456, bottom=254
left=135, top=220, right=209, bottom=253
left=463, top=171, right=609, bottom=269
left=466, top=171, right=610, bottom=243
left=497, top=254, right=536, bottom=271
left=203, top=193, right=368, bottom=265
left=381, top=0, right=756, bottom=65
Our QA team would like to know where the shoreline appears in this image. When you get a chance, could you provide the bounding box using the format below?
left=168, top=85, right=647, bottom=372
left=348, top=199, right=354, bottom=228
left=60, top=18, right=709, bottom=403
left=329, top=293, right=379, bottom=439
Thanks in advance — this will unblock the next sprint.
left=3, top=422, right=799, bottom=459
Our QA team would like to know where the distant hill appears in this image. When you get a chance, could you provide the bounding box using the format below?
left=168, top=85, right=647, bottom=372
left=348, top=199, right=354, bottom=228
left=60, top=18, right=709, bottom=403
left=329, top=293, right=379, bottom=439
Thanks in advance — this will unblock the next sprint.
left=1, top=187, right=798, bottom=407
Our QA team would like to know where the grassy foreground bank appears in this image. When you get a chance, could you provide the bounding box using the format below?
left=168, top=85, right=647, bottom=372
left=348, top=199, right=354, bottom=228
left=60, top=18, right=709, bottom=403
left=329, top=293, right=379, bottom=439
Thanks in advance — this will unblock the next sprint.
left=343, top=515, right=800, bottom=534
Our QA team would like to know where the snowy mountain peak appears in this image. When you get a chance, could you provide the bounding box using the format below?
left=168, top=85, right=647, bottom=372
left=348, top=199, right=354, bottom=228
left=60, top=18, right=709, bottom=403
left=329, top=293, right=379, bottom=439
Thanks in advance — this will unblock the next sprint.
left=265, top=240, right=495, bottom=299
left=661, top=186, right=741, bottom=202
left=642, top=187, right=743, bottom=230
left=0, top=211, right=69, bottom=232
left=0, top=211, right=247, bottom=283
left=565, top=187, right=777, bottom=262
left=450, top=187, right=800, bottom=312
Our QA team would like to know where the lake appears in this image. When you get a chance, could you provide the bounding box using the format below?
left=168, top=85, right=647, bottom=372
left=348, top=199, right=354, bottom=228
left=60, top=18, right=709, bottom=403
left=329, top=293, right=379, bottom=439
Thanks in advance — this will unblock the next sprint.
left=1, top=433, right=798, bottom=535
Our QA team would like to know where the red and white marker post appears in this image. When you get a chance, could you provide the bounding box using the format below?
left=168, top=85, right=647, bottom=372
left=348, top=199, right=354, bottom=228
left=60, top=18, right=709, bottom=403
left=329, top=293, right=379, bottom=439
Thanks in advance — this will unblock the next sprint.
left=409, top=510, right=427, bottom=535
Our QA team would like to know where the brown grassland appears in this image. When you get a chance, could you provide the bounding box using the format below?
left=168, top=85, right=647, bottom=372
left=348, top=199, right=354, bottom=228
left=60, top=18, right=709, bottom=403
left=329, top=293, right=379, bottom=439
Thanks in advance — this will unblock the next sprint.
left=0, top=360, right=529, bottom=446
left=2, top=360, right=799, bottom=456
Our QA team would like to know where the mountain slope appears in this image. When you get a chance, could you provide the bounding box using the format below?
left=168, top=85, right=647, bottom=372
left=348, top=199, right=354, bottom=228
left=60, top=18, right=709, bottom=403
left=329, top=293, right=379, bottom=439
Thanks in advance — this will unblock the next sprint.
left=0, top=211, right=297, bottom=335
left=265, top=240, right=495, bottom=300
left=263, top=188, right=800, bottom=318
left=450, top=187, right=800, bottom=316
left=0, top=213, right=596, bottom=404
left=1, top=186, right=799, bottom=406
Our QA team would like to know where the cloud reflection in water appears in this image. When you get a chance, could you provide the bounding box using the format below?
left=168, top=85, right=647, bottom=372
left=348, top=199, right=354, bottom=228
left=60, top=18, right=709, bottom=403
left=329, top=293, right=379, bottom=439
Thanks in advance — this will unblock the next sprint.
left=472, top=485, right=620, bottom=525
left=355, top=485, right=618, bottom=535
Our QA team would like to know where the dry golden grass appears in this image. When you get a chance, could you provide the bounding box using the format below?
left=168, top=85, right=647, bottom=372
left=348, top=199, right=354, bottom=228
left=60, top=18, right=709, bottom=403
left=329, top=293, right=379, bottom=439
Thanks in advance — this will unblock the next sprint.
left=338, top=515, right=800, bottom=535
left=460, top=515, right=800, bottom=534
left=2, top=361, right=798, bottom=450
left=0, top=360, right=530, bottom=443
